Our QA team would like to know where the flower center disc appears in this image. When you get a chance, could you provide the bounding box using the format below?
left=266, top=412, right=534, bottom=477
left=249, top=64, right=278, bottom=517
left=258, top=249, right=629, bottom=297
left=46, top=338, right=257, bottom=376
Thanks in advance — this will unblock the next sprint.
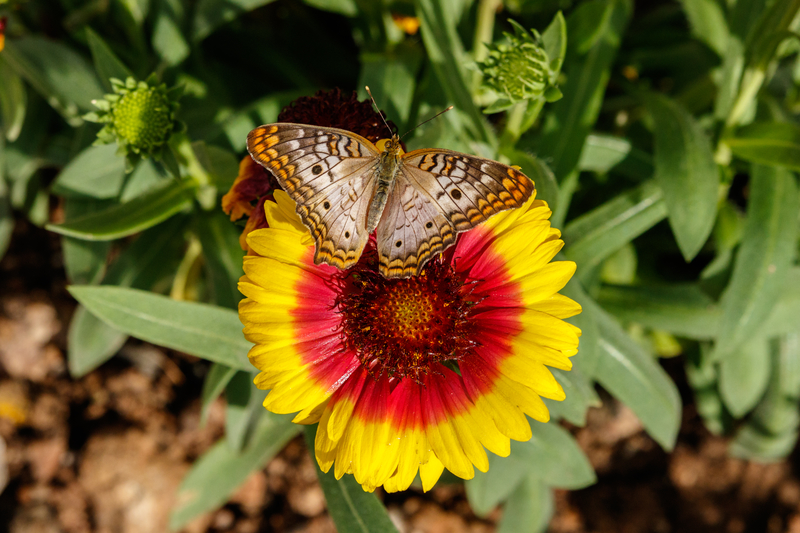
left=338, top=259, right=476, bottom=381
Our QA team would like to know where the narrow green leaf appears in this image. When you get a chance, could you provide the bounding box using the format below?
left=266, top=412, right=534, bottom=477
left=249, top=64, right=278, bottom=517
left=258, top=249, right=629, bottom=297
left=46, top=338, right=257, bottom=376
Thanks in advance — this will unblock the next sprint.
left=67, top=305, right=128, bottom=377
left=543, top=368, right=600, bottom=426
left=303, top=0, right=358, bottom=16
left=153, top=0, right=190, bottom=66
left=225, top=372, right=266, bottom=452
left=466, top=456, right=527, bottom=517
left=85, top=27, right=134, bottom=90
left=563, top=181, right=668, bottom=275
left=51, top=144, right=126, bottom=199
left=61, top=236, right=110, bottom=285
left=303, top=426, right=399, bottom=533
left=497, top=476, right=553, bottom=533
left=541, top=11, right=568, bottom=76
left=2, top=37, right=104, bottom=123
left=538, top=0, right=631, bottom=181
left=47, top=179, right=194, bottom=241
left=645, top=92, right=719, bottom=261
left=511, top=422, right=596, bottom=488
left=170, top=413, right=298, bottom=530
left=730, top=334, right=800, bottom=460
left=67, top=217, right=188, bottom=377
left=719, top=337, right=771, bottom=417
left=677, top=0, right=730, bottom=56
left=120, top=159, right=167, bottom=202
left=358, top=46, right=422, bottom=128
left=597, top=283, right=720, bottom=340
left=577, top=134, right=631, bottom=173
left=193, top=0, right=277, bottom=41
left=67, top=286, right=252, bottom=370
left=415, top=0, right=494, bottom=147
left=712, top=166, right=798, bottom=361
left=726, top=122, right=800, bottom=171
left=0, top=57, right=27, bottom=142
left=0, top=177, right=15, bottom=261
left=196, top=211, right=245, bottom=309
left=588, top=297, right=682, bottom=449
left=201, top=363, right=238, bottom=425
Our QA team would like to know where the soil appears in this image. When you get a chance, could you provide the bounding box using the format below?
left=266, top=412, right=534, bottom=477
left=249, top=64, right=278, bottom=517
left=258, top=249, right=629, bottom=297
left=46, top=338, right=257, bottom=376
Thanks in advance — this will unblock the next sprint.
left=1, top=217, right=799, bottom=533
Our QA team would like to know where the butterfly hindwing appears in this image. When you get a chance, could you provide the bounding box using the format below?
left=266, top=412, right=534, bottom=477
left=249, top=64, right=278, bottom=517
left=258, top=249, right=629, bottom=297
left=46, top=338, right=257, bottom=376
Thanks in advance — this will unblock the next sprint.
left=247, top=124, right=381, bottom=269
left=375, top=149, right=534, bottom=277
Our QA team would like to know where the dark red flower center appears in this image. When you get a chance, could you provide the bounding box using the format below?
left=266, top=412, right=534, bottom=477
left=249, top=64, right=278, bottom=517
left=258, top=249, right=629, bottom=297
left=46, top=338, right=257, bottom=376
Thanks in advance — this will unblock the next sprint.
left=337, top=255, right=478, bottom=382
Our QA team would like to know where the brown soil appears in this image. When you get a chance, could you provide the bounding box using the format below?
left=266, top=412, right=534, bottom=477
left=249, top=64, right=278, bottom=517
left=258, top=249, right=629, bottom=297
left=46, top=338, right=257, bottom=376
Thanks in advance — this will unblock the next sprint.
left=1, top=218, right=798, bottom=533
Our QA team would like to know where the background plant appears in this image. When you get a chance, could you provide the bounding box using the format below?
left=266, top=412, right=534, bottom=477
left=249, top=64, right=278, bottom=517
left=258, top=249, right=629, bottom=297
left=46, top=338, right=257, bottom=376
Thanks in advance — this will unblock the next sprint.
left=1, top=0, right=799, bottom=530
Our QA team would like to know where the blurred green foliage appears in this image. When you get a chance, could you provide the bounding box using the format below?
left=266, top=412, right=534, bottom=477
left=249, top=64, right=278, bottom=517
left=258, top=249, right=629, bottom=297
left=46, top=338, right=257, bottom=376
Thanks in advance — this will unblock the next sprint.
left=1, top=0, right=800, bottom=530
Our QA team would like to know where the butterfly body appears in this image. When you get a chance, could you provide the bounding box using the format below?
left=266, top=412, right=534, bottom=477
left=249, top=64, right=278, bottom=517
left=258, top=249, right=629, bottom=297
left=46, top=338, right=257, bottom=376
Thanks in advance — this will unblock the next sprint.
left=366, top=136, right=403, bottom=234
left=247, top=123, right=534, bottom=279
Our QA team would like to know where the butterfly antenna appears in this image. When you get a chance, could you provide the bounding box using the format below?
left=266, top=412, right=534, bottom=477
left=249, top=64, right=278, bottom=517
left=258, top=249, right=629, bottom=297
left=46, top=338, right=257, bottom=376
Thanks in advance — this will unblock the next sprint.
left=400, top=106, right=455, bottom=141
left=365, top=86, right=395, bottom=138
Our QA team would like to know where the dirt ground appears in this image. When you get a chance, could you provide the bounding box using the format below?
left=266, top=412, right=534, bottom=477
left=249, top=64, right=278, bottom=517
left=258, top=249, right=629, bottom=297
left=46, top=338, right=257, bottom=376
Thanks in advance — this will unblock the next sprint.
left=1, top=218, right=799, bottom=533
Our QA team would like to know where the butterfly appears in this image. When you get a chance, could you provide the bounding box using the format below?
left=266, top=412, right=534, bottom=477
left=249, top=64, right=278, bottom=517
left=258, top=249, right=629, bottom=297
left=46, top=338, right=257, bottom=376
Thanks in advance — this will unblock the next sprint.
left=247, top=123, right=535, bottom=279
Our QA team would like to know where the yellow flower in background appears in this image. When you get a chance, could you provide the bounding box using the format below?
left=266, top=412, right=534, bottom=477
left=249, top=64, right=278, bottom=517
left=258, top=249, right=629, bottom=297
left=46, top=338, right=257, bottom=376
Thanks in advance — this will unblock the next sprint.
left=238, top=189, right=580, bottom=492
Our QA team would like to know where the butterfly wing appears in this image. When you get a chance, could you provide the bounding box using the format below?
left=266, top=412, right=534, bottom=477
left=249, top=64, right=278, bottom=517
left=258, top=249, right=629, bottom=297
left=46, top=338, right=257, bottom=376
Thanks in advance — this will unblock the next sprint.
left=247, top=123, right=381, bottom=269
left=376, top=149, right=534, bottom=278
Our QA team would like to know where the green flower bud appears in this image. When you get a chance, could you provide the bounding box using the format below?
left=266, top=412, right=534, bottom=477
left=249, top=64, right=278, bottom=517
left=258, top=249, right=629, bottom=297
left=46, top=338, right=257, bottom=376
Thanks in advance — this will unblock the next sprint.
left=478, top=20, right=557, bottom=112
left=85, top=75, right=182, bottom=169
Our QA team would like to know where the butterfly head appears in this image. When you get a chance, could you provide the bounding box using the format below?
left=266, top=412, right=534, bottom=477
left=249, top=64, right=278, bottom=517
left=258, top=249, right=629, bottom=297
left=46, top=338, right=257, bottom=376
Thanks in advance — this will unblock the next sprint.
left=376, top=134, right=405, bottom=157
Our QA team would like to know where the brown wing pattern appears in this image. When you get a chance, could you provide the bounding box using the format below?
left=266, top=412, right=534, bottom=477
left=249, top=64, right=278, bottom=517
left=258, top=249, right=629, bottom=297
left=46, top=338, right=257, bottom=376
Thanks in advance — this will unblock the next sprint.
left=247, top=124, right=381, bottom=269
left=377, top=149, right=534, bottom=278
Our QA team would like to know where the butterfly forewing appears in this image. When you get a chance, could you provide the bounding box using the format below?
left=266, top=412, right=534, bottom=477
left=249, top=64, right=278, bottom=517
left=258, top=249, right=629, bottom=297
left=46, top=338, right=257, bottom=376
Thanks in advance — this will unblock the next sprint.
left=375, top=150, right=534, bottom=278
left=247, top=124, right=381, bottom=269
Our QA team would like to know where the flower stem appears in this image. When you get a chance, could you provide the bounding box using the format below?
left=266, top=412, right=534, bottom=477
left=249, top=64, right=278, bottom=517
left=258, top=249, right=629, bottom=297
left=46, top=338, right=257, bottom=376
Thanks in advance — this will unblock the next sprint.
left=472, top=0, right=501, bottom=89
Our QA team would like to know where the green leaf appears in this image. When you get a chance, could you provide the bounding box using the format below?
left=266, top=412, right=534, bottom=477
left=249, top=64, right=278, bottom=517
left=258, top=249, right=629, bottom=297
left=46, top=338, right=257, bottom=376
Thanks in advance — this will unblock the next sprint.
left=537, top=0, right=631, bottom=181
left=2, top=37, right=104, bottom=124
left=588, top=297, right=682, bottom=450
left=677, top=0, right=730, bottom=56
left=303, top=426, right=399, bottom=533
left=358, top=45, right=422, bottom=128
left=0, top=179, right=12, bottom=261
left=67, top=305, right=128, bottom=377
left=153, top=0, right=190, bottom=66
left=0, top=57, right=27, bottom=142
left=201, top=363, right=238, bottom=426
left=51, top=144, right=126, bottom=199
left=685, top=344, right=728, bottom=435
left=67, top=286, right=252, bottom=370
left=726, top=122, right=800, bottom=171
left=196, top=211, right=245, bottom=309
left=466, top=456, right=528, bottom=517
left=303, top=0, right=358, bottom=16
left=193, top=0, right=278, bottom=42
left=543, top=368, right=600, bottom=426
left=47, top=179, right=194, bottom=241
left=719, top=336, right=771, bottom=417
left=66, top=217, right=188, bottom=377
left=541, top=11, right=568, bottom=76
left=85, top=27, right=134, bottom=90
left=511, top=422, right=596, bottom=488
left=645, top=92, right=719, bottom=261
left=597, top=283, right=720, bottom=340
left=170, top=413, right=298, bottom=530
left=577, top=134, right=631, bottom=173
left=730, top=334, right=800, bottom=460
left=563, top=181, right=668, bottom=276
left=711, top=165, right=798, bottom=361
left=497, top=476, right=553, bottom=533
left=225, top=372, right=266, bottom=452
left=120, top=159, right=166, bottom=202
left=415, top=0, right=494, bottom=147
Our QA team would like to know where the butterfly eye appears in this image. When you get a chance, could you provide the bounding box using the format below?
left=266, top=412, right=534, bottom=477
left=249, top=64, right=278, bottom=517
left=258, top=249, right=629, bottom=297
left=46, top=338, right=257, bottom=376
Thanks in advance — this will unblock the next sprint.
left=450, top=189, right=462, bottom=200
left=312, top=164, right=323, bottom=175
left=426, top=222, right=433, bottom=229
left=323, top=201, right=331, bottom=210
left=395, top=240, right=402, bottom=248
